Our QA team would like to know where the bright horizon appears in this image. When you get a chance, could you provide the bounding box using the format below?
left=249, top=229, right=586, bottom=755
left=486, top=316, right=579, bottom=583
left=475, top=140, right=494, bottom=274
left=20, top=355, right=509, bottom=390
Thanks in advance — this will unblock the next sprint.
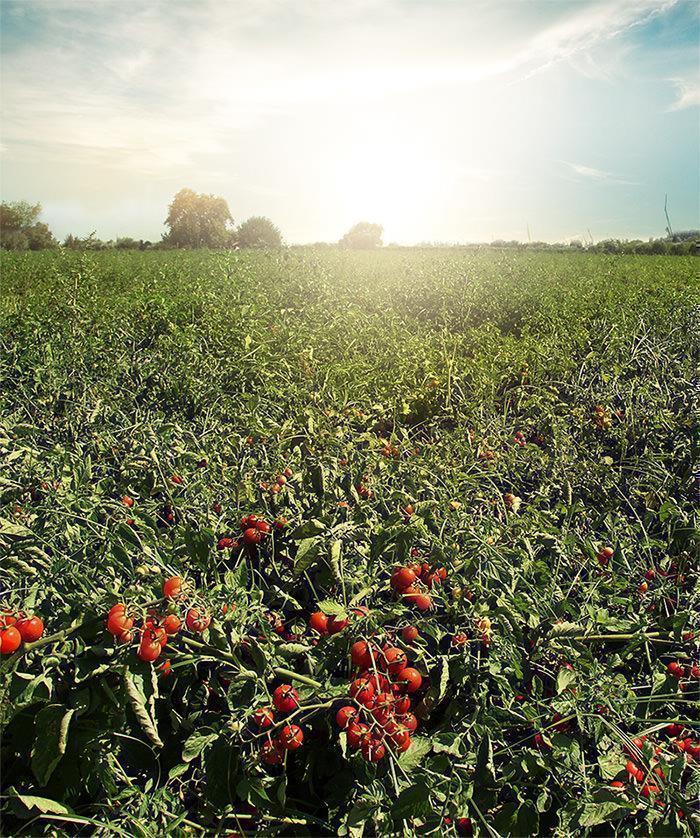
left=1, top=0, right=699, bottom=245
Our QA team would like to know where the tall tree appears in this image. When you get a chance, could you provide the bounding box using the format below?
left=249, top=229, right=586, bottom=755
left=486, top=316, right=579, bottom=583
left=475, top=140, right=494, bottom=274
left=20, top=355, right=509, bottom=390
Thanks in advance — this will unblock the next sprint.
left=340, top=222, right=383, bottom=249
left=236, top=216, right=282, bottom=248
left=163, top=188, right=234, bottom=249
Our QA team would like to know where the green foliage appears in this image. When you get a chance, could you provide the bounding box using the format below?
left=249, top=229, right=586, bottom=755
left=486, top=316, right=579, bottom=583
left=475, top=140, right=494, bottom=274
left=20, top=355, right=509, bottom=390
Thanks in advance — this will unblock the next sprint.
left=340, top=221, right=384, bottom=249
left=0, top=202, right=57, bottom=251
left=236, top=216, right=282, bottom=248
left=163, top=187, right=235, bottom=249
left=0, top=248, right=697, bottom=835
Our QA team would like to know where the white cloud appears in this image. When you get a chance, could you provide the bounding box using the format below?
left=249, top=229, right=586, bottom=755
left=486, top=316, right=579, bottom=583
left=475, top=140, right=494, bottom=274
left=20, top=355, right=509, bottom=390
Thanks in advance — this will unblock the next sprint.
left=668, top=77, right=700, bottom=110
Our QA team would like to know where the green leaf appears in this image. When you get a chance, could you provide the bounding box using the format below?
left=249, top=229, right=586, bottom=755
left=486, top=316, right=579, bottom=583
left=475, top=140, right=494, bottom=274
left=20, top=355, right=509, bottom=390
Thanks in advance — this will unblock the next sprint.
left=9, top=789, right=74, bottom=815
left=294, top=537, right=321, bottom=576
left=0, top=518, right=33, bottom=537
left=436, top=655, right=450, bottom=701
left=556, top=667, right=576, bottom=694
left=183, top=731, right=219, bottom=763
left=124, top=667, right=163, bottom=748
left=317, top=599, right=346, bottom=616
left=31, top=704, right=75, bottom=785
left=577, top=801, right=632, bottom=827
left=475, top=733, right=496, bottom=786
left=398, top=736, right=432, bottom=772
left=391, top=782, right=432, bottom=820
left=290, top=519, right=326, bottom=539
left=432, top=732, right=462, bottom=756
left=516, top=800, right=539, bottom=835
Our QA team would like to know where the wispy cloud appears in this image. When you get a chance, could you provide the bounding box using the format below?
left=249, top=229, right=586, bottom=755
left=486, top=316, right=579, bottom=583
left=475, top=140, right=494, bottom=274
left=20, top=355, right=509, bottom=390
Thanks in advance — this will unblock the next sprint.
left=562, top=162, right=639, bottom=186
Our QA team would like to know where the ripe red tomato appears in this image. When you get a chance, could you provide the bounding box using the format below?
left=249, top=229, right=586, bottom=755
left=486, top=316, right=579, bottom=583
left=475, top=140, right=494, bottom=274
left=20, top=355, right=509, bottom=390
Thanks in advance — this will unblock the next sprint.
left=118, top=629, right=134, bottom=644
left=150, top=627, right=168, bottom=647
left=137, top=638, right=162, bottom=662
left=383, top=647, right=407, bottom=675
left=0, top=611, right=17, bottom=628
left=163, top=614, right=181, bottom=635
left=346, top=722, right=369, bottom=749
left=609, top=780, right=626, bottom=789
left=252, top=707, right=274, bottom=729
left=171, top=474, right=183, bottom=485
left=255, top=520, right=272, bottom=534
left=273, top=684, right=299, bottom=714
left=401, top=712, right=418, bottom=733
left=163, top=576, right=183, bottom=599
left=391, top=567, right=416, bottom=591
left=274, top=517, right=288, bottom=530
left=15, top=616, right=44, bottom=643
left=121, top=495, right=134, bottom=507
left=403, top=588, right=432, bottom=611
left=394, top=694, right=411, bottom=715
left=640, top=783, right=660, bottom=798
left=349, top=678, right=375, bottom=706
left=107, top=611, right=133, bottom=636
left=185, top=609, right=211, bottom=633
left=217, top=537, right=234, bottom=550
left=308, top=611, right=329, bottom=635
left=243, top=527, right=262, bottom=546
left=455, top=817, right=473, bottom=836
left=667, top=661, right=684, bottom=679
left=109, top=603, right=126, bottom=617
left=361, top=736, right=385, bottom=762
left=0, top=626, right=22, bottom=655
left=350, top=640, right=373, bottom=668
left=396, top=668, right=422, bottom=693
left=279, top=724, right=304, bottom=750
left=327, top=615, right=349, bottom=634
left=276, top=475, right=287, bottom=486
left=335, top=706, right=358, bottom=729
left=451, top=632, right=469, bottom=647
left=260, top=740, right=284, bottom=765
left=402, top=625, right=419, bottom=643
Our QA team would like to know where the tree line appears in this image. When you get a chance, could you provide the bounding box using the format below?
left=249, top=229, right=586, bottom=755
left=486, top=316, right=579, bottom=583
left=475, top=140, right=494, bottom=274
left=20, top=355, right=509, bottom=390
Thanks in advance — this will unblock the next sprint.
left=0, top=188, right=697, bottom=253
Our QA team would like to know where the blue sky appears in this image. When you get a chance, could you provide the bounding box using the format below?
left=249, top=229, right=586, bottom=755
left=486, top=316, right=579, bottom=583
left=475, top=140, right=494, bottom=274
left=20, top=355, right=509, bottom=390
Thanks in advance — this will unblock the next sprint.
left=1, top=0, right=698, bottom=244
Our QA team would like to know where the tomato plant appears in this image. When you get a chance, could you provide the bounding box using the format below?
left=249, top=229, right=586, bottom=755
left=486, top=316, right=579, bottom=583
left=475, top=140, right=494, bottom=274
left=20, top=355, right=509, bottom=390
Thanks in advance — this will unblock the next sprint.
left=0, top=248, right=697, bottom=834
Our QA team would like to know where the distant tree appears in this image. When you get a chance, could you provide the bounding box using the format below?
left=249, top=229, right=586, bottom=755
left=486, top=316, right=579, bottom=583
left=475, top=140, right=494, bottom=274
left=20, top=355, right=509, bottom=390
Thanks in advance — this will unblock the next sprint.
left=163, top=188, right=234, bottom=249
left=340, top=222, right=383, bottom=249
left=235, top=216, right=282, bottom=248
left=63, top=232, right=111, bottom=250
left=0, top=201, right=57, bottom=250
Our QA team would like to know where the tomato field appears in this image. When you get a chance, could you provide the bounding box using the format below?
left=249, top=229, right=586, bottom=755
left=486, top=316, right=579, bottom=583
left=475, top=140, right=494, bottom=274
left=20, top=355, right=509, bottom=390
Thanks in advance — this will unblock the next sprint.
left=0, top=248, right=698, bottom=836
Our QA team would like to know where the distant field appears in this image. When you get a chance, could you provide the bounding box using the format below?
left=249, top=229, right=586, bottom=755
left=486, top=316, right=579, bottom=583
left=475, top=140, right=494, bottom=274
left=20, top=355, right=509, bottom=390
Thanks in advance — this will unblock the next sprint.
left=0, top=249, right=697, bottom=835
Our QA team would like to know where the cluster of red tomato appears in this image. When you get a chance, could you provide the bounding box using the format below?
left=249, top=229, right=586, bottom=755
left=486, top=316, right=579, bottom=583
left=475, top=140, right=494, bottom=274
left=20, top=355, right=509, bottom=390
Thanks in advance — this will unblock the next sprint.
left=105, top=576, right=211, bottom=663
left=390, top=557, right=447, bottom=611
left=379, top=441, right=401, bottom=459
left=611, top=725, right=700, bottom=804
left=217, top=513, right=280, bottom=551
left=0, top=610, right=44, bottom=654
left=512, top=430, right=527, bottom=448
left=307, top=604, right=369, bottom=636
left=667, top=660, right=700, bottom=682
left=334, top=635, right=424, bottom=763
left=259, top=466, right=294, bottom=495
left=251, top=684, right=305, bottom=765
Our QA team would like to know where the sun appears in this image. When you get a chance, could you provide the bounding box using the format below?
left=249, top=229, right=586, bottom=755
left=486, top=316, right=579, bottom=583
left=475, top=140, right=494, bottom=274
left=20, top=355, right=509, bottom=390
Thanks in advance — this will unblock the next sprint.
left=330, top=124, right=446, bottom=243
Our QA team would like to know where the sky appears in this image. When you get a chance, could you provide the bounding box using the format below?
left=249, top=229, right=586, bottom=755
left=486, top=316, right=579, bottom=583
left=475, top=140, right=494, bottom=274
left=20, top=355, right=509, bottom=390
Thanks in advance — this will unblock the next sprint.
left=0, top=0, right=698, bottom=244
